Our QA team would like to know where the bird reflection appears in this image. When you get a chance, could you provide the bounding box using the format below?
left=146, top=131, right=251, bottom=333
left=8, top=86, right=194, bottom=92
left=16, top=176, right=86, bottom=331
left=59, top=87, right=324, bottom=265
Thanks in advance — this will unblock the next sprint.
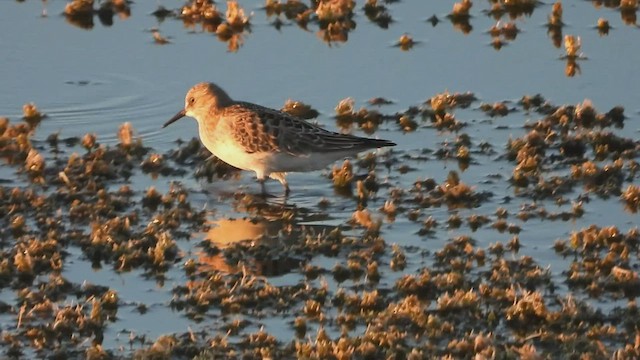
left=197, top=217, right=279, bottom=274
left=196, top=196, right=310, bottom=276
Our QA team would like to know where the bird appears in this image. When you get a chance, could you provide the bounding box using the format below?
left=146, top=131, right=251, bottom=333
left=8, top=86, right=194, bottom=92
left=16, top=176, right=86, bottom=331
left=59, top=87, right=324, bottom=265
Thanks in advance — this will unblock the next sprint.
left=163, top=82, right=396, bottom=194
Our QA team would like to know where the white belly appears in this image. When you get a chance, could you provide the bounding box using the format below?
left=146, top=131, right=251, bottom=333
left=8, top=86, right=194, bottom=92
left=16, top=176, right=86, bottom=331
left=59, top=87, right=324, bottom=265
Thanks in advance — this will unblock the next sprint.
left=198, top=126, right=269, bottom=177
left=197, top=122, right=363, bottom=178
left=267, top=151, right=356, bottom=172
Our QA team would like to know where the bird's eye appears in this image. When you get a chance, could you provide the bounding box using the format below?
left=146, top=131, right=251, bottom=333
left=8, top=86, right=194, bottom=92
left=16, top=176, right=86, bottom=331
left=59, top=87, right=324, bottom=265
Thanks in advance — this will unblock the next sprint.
left=189, top=97, right=195, bottom=104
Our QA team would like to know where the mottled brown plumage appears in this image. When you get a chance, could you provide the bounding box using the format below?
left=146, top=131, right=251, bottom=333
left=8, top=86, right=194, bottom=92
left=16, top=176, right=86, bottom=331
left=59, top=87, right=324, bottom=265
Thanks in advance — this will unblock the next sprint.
left=164, top=82, right=396, bottom=194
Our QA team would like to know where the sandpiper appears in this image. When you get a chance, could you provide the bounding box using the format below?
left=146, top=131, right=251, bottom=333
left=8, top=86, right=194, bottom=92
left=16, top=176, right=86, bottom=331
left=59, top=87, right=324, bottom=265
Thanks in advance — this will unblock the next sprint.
left=164, top=82, right=396, bottom=194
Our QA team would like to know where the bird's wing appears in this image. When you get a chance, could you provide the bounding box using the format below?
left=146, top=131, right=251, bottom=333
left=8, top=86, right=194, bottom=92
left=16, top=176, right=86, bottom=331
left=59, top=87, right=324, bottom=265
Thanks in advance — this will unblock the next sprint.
left=227, top=102, right=394, bottom=156
left=225, top=103, right=281, bottom=154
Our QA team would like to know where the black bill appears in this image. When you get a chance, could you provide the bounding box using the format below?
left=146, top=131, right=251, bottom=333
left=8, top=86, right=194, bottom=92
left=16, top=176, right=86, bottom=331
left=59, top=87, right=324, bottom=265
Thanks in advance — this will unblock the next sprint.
left=163, top=109, right=186, bottom=128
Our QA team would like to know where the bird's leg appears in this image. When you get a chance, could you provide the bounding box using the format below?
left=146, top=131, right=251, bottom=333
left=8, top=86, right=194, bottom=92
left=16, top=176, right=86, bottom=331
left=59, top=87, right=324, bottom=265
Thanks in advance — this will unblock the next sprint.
left=254, top=171, right=269, bottom=197
left=258, top=178, right=267, bottom=196
left=269, top=172, right=289, bottom=196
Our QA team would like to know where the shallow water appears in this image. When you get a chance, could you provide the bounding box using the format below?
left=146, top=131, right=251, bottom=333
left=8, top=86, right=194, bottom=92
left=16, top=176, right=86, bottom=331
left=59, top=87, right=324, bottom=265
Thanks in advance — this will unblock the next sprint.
left=1, top=0, right=640, bottom=358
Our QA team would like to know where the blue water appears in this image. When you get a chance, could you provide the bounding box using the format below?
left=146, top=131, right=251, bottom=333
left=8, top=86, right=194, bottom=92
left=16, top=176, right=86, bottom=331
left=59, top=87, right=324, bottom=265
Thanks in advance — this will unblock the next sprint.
left=1, top=0, right=639, bottom=354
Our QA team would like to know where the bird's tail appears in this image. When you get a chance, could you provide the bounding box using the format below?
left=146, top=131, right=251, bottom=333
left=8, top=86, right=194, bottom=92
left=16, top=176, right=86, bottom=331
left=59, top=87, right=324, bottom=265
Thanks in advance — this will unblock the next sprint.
left=366, top=138, right=396, bottom=148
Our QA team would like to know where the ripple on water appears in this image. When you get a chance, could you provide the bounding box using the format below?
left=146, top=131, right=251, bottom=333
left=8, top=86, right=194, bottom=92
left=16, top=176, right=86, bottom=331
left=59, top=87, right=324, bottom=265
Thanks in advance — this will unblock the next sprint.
left=0, top=74, right=181, bottom=147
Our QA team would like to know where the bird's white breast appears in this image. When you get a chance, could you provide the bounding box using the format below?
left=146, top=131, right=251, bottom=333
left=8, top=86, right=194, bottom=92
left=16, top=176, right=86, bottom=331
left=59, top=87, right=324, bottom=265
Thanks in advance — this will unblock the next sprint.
left=197, top=122, right=270, bottom=177
left=196, top=119, right=367, bottom=178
